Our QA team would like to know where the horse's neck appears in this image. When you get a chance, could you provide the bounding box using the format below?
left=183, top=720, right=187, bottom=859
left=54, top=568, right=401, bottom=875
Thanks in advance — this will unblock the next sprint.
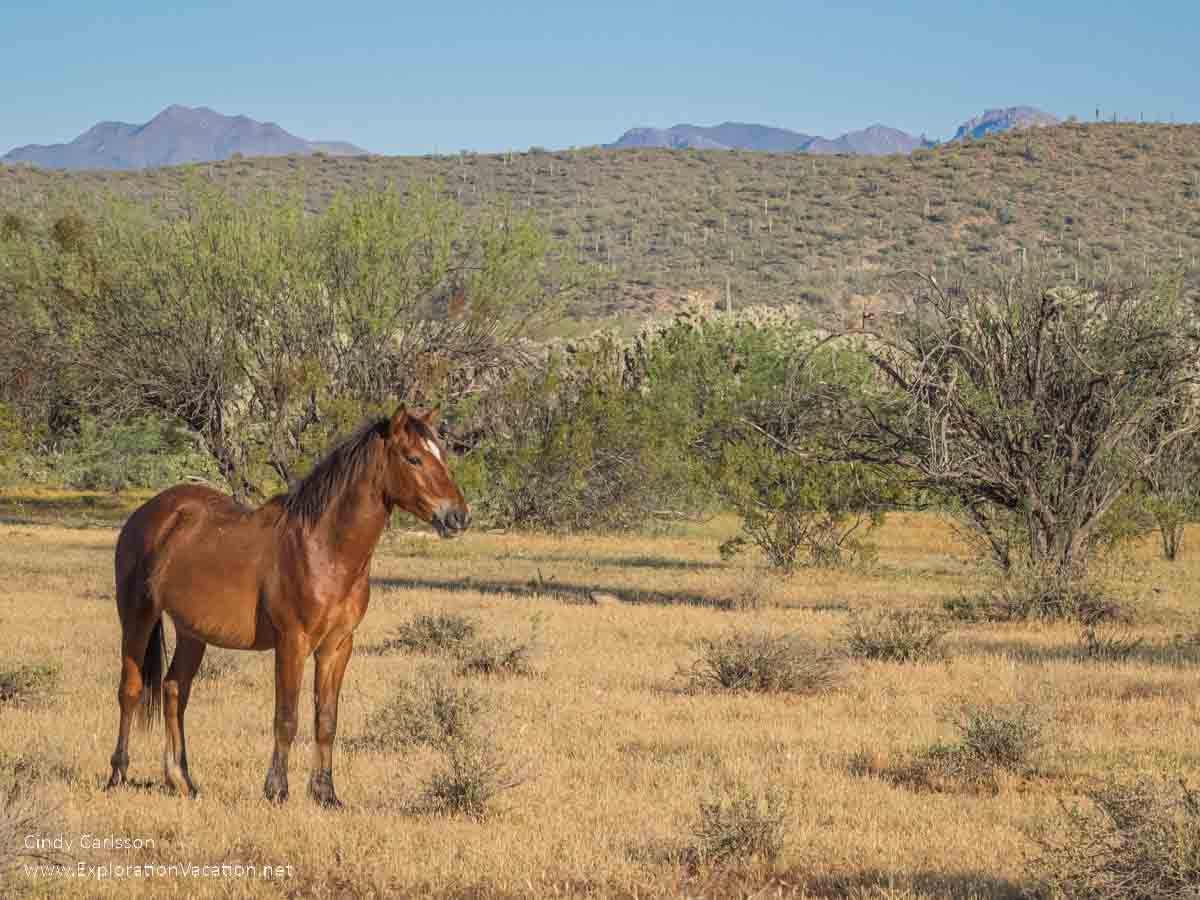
left=308, top=477, right=389, bottom=589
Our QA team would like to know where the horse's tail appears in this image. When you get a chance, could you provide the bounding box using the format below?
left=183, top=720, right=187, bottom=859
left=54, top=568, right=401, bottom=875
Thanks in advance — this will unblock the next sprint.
left=137, top=617, right=166, bottom=731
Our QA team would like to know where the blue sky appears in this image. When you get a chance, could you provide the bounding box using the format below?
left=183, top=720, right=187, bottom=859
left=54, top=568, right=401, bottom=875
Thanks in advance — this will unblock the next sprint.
left=3, top=1, right=1197, bottom=155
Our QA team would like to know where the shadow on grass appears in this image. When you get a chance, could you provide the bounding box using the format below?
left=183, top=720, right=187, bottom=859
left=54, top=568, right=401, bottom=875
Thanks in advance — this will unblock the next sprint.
left=957, top=636, right=1200, bottom=668
left=621, top=845, right=1029, bottom=900
left=372, top=575, right=739, bottom=610
left=497, top=552, right=727, bottom=572
left=798, top=869, right=1028, bottom=899
left=0, top=513, right=121, bottom=530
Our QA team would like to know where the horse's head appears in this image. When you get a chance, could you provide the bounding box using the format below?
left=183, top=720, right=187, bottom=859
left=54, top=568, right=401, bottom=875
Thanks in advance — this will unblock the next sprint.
left=383, top=405, right=471, bottom=538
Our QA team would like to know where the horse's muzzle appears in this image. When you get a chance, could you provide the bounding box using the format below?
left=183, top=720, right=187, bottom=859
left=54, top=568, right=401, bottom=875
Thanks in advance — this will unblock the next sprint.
left=432, top=505, right=471, bottom=538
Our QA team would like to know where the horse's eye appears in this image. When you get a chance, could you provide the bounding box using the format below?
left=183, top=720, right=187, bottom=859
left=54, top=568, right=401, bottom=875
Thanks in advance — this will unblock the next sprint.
left=406, top=455, right=422, bottom=466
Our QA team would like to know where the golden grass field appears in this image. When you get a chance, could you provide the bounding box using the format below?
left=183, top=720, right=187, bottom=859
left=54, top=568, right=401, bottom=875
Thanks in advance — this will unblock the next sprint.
left=1, top=508, right=1197, bottom=899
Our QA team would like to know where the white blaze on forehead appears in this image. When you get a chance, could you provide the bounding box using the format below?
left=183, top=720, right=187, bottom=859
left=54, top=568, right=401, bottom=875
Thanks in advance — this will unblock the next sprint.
left=422, top=438, right=443, bottom=463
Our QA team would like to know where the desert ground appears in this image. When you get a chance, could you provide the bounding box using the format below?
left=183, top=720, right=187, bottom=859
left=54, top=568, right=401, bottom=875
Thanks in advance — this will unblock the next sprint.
left=2, top=506, right=1197, bottom=898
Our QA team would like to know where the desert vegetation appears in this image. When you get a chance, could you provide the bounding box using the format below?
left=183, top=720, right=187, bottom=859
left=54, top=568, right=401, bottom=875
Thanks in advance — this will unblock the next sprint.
left=3, top=122, right=1200, bottom=897
left=2, top=122, right=1199, bottom=321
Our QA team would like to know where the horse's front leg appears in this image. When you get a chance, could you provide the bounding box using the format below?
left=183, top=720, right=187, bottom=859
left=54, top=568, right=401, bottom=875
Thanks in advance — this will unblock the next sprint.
left=264, top=631, right=307, bottom=803
left=309, top=632, right=354, bottom=808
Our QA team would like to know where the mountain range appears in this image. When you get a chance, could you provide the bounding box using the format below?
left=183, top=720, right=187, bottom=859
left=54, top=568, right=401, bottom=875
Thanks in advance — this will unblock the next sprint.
left=609, top=106, right=1059, bottom=156
left=3, top=104, right=1061, bottom=171
left=2, top=105, right=365, bottom=171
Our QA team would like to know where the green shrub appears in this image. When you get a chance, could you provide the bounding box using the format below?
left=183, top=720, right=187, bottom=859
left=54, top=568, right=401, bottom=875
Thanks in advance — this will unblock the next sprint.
left=56, top=416, right=218, bottom=492
left=456, top=635, right=535, bottom=677
left=681, top=631, right=838, bottom=695
left=952, top=701, right=1044, bottom=770
left=356, top=675, right=487, bottom=751
left=986, top=573, right=1127, bottom=624
left=419, top=738, right=527, bottom=818
left=889, top=702, right=1044, bottom=793
left=686, top=787, right=788, bottom=865
left=844, top=610, right=950, bottom=663
left=383, top=614, right=478, bottom=654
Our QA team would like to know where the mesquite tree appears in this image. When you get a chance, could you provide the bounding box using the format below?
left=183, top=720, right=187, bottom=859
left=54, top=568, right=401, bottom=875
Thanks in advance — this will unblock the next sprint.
left=2, top=184, right=574, bottom=499
left=851, top=269, right=1199, bottom=592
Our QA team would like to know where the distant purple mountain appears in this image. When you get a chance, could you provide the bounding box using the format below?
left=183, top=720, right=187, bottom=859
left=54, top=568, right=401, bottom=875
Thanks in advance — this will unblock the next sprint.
left=804, top=124, right=930, bottom=156
left=608, top=121, right=928, bottom=156
left=609, top=122, right=816, bottom=152
left=3, top=105, right=366, bottom=170
left=610, top=107, right=1059, bottom=156
left=951, top=106, right=1060, bottom=142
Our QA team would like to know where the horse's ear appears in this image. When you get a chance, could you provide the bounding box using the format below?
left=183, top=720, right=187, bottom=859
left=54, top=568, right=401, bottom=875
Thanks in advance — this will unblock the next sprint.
left=422, top=407, right=441, bottom=428
left=388, top=405, right=409, bottom=440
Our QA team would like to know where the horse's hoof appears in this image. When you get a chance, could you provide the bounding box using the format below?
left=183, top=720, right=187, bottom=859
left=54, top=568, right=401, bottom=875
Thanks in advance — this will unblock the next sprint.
left=308, top=785, right=343, bottom=809
left=104, top=773, right=124, bottom=791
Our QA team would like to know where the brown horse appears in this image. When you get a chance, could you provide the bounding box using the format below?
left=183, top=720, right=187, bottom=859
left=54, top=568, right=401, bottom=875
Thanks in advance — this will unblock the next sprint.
left=105, top=406, right=469, bottom=807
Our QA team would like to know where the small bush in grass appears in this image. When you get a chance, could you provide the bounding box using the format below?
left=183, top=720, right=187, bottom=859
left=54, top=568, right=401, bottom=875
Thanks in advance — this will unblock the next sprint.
left=0, top=663, right=58, bottom=705
left=844, top=610, right=950, bottom=663
left=358, top=676, right=487, bottom=751
left=384, top=614, right=477, bottom=654
left=681, top=631, right=839, bottom=695
left=419, top=738, right=528, bottom=818
left=456, top=635, right=535, bottom=677
left=889, top=702, right=1044, bottom=793
left=952, top=701, right=1044, bottom=769
left=1077, top=626, right=1145, bottom=663
left=987, top=575, right=1128, bottom=624
left=1034, top=777, right=1200, bottom=900
left=686, top=787, right=789, bottom=866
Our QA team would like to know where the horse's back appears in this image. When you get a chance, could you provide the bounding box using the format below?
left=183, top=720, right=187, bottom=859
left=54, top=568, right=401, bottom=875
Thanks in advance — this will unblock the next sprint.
left=118, top=484, right=251, bottom=562
left=116, top=485, right=284, bottom=648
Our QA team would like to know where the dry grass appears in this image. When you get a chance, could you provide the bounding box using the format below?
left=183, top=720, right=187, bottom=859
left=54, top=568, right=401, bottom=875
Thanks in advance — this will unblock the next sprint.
left=1, top=510, right=1199, bottom=898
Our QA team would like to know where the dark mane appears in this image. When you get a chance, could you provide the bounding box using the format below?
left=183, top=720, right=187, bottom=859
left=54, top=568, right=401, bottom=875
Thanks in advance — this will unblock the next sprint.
left=283, top=418, right=388, bottom=526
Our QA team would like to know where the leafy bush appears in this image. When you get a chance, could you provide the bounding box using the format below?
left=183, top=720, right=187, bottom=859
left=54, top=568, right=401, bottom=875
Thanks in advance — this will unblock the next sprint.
left=53, top=416, right=218, bottom=492
left=890, top=702, right=1044, bottom=793
left=456, top=635, right=536, bottom=677
left=3, top=184, right=569, bottom=502
left=844, top=610, right=950, bottom=663
left=951, top=701, right=1044, bottom=770
left=419, top=738, right=528, bottom=818
left=459, top=331, right=712, bottom=532
left=383, top=614, right=478, bottom=654
left=357, top=675, right=487, bottom=751
left=686, top=787, right=789, bottom=865
left=984, top=571, right=1127, bottom=624
left=681, top=631, right=838, bottom=695
left=716, top=446, right=886, bottom=573
left=1034, top=778, right=1200, bottom=900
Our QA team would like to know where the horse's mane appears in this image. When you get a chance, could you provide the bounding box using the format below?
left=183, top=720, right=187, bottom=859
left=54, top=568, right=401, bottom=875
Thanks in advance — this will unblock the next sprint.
left=282, top=418, right=389, bottom=526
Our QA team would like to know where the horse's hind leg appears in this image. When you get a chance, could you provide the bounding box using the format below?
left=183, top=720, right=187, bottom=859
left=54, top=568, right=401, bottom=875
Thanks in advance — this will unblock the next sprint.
left=106, top=599, right=162, bottom=790
left=163, top=634, right=205, bottom=797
